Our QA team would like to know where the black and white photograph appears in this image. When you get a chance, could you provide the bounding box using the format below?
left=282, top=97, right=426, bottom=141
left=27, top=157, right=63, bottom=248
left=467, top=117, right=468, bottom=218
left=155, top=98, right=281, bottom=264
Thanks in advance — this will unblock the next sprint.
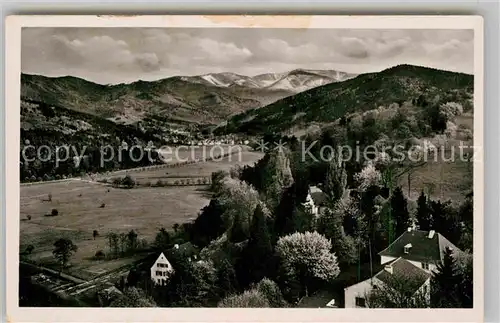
left=5, top=15, right=484, bottom=321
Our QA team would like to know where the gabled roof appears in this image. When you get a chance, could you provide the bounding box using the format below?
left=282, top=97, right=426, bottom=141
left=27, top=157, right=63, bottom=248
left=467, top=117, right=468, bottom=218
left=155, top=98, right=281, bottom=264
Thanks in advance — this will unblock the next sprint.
left=374, top=257, right=430, bottom=292
left=311, top=192, right=327, bottom=206
left=378, top=230, right=460, bottom=263
left=309, top=186, right=326, bottom=206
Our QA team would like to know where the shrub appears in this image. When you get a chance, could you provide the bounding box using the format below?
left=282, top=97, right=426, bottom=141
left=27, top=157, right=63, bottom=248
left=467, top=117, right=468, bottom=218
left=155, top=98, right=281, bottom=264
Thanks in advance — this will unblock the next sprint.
left=100, top=203, right=106, bottom=208
left=121, top=175, right=136, bottom=188
left=25, top=244, right=35, bottom=255
left=218, top=289, right=270, bottom=308
left=156, top=180, right=164, bottom=187
left=26, top=215, right=31, bottom=221
left=51, top=209, right=59, bottom=216
left=95, top=250, right=105, bottom=259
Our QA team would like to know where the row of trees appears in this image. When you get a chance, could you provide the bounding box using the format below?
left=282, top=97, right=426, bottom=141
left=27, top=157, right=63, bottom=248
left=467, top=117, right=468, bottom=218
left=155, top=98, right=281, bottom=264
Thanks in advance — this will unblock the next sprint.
left=106, top=230, right=147, bottom=258
left=48, top=229, right=147, bottom=274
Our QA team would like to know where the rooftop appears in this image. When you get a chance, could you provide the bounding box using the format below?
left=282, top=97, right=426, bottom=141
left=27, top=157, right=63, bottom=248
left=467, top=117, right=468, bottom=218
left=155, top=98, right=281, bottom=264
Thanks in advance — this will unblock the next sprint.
left=378, top=229, right=460, bottom=263
left=374, top=257, right=430, bottom=292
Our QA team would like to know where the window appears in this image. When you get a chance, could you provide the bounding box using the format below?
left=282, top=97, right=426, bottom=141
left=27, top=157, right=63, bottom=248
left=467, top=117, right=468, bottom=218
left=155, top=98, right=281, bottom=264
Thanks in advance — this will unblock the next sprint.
left=355, top=297, right=366, bottom=307
left=158, top=263, right=164, bottom=268
left=156, top=271, right=161, bottom=276
left=422, top=262, right=430, bottom=270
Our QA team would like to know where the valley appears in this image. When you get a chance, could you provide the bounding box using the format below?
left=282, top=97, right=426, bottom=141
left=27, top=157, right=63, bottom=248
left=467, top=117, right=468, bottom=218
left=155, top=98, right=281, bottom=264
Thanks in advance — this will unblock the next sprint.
left=19, top=63, right=475, bottom=309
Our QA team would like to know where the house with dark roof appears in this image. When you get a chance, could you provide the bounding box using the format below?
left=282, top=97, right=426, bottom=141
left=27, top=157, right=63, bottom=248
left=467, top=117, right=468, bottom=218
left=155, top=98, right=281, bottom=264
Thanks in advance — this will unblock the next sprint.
left=344, top=228, right=461, bottom=308
left=378, top=228, right=461, bottom=273
left=344, top=257, right=431, bottom=308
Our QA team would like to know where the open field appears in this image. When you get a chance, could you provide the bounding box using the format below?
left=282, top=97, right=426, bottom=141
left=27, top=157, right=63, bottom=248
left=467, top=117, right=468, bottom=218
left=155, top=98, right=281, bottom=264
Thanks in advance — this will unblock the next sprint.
left=398, top=157, right=472, bottom=202
left=20, top=150, right=265, bottom=280
left=20, top=182, right=210, bottom=279
left=109, top=151, right=264, bottom=185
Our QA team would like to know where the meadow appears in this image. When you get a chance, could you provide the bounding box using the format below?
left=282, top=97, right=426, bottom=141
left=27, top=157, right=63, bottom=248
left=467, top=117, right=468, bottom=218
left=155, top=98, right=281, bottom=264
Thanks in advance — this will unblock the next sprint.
left=20, top=150, right=265, bottom=280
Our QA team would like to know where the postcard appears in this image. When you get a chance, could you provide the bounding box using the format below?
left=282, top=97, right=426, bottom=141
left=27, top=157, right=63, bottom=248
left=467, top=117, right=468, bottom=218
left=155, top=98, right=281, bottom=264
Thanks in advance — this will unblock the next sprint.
left=5, top=15, right=484, bottom=322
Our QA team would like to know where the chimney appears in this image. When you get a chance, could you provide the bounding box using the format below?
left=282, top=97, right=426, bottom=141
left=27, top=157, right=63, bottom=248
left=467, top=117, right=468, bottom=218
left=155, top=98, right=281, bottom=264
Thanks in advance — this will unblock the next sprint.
left=384, top=264, right=393, bottom=274
left=428, top=230, right=435, bottom=239
left=407, top=227, right=412, bottom=232
left=174, top=244, right=179, bottom=249
left=404, top=243, right=412, bottom=254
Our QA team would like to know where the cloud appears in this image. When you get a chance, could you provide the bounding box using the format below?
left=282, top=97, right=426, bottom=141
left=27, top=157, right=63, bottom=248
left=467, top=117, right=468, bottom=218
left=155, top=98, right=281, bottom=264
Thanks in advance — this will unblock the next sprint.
left=21, top=28, right=474, bottom=84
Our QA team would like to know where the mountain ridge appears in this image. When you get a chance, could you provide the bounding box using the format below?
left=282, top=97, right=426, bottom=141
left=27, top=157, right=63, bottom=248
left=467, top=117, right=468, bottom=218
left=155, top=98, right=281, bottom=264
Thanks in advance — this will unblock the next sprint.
left=21, top=68, right=354, bottom=126
left=217, top=64, right=474, bottom=135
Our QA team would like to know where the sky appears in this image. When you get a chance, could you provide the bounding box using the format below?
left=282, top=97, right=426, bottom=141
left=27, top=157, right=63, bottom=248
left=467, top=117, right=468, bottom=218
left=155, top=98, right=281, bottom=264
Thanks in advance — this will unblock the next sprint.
left=21, top=28, right=474, bottom=85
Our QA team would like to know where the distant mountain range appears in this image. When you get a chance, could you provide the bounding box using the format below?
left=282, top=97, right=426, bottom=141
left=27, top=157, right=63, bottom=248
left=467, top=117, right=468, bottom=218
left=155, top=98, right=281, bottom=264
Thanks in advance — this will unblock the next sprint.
left=20, top=64, right=474, bottom=150
left=218, top=64, right=474, bottom=135
left=181, top=69, right=354, bottom=92
left=21, top=69, right=355, bottom=126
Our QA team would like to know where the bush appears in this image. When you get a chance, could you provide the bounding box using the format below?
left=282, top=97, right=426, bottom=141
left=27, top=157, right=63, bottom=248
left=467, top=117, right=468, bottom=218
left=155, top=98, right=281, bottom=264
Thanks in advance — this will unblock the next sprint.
left=121, top=175, right=136, bottom=188
left=95, top=250, right=105, bottom=259
left=25, top=244, right=35, bottom=255
left=26, top=215, right=31, bottom=221
left=218, top=289, right=270, bottom=308
left=100, top=203, right=106, bottom=208
left=254, top=278, right=288, bottom=307
left=156, top=180, right=164, bottom=187
left=112, top=177, right=122, bottom=186
left=51, top=209, right=59, bottom=216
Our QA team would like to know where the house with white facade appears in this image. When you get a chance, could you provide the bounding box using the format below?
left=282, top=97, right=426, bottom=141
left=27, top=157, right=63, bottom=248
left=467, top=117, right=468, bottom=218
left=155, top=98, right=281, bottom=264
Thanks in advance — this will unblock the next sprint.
left=344, top=228, right=461, bottom=308
left=344, top=257, right=431, bottom=308
left=303, top=186, right=326, bottom=217
left=150, top=252, right=175, bottom=286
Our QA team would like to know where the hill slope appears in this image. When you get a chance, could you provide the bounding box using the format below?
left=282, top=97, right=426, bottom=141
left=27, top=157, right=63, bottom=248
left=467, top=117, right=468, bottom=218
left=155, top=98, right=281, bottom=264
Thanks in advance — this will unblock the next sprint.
left=21, top=69, right=353, bottom=127
left=21, top=73, right=271, bottom=125
left=219, top=65, right=473, bottom=135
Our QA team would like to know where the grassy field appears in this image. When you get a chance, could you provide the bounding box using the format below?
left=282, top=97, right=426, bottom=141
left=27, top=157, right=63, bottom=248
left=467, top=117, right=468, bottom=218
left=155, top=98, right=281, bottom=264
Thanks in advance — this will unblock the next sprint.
left=397, top=157, right=473, bottom=202
left=127, top=151, right=264, bottom=185
left=20, top=150, right=264, bottom=280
